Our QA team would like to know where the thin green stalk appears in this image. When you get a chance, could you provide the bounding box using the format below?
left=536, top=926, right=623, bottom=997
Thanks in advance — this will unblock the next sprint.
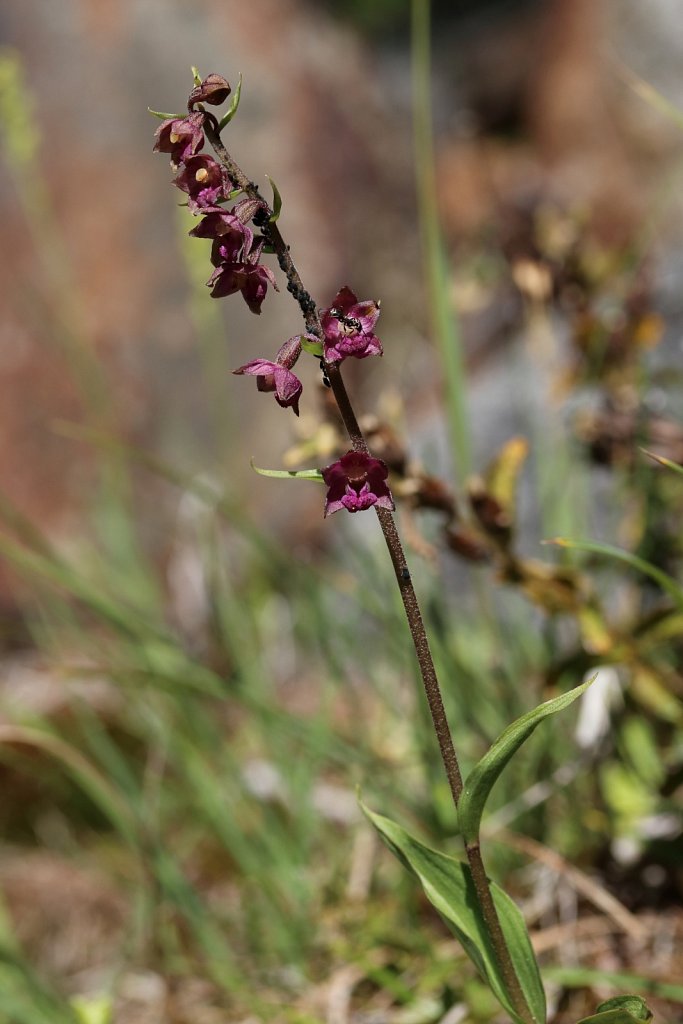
left=411, top=0, right=470, bottom=481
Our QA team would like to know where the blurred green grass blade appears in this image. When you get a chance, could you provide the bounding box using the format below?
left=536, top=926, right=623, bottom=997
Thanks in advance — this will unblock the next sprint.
left=75, top=702, right=144, bottom=799
left=545, top=966, right=683, bottom=1004
left=0, top=490, right=56, bottom=559
left=362, top=803, right=546, bottom=1024
left=176, top=737, right=313, bottom=960
left=617, top=61, right=683, bottom=133
left=0, top=725, right=137, bottom=846
left=549, top=537, right=683, bottom=608
left=411, top=0, right=470, bottom=480
left=642, top=446, right=683, bottom=478
left=150, top=847, right=244, bottom=987
left=459, top=678, right=593, bottom=844
left=52, top=420, right=292, bottom=568
left=0, top=951, right=78, bottom=1024
left=0, top=534, right=170, bottom=642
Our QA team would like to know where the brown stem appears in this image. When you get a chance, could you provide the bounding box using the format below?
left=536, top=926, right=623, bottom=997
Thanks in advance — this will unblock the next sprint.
left=326, top=364, right=463, bottom=808
left=204, top=117, right=534, bottom=1024
left=205, top=120, right=320, bottom=337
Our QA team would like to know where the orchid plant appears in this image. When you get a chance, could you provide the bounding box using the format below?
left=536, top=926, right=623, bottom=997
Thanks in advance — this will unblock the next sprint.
left=151, top=70, right=653, bottom=1024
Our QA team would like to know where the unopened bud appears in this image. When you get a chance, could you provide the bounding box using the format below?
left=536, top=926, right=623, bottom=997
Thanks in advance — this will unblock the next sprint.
left=188, top=73, right=231, bottom=109
left=276, top=335, right=304, bottom=370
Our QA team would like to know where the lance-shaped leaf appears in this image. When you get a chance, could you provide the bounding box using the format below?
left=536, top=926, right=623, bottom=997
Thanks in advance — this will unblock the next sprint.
left=148, top=107, right=185, bottom=120
left=577, top=995, right=653, bottom=1024
left=362, top=803, right=546, bottom=1024
left=219, top=72, right=243, bottom=129
left=459, top=678, right=594, bottom=844
left=267, top=175, right=282, bottom=223
left=250, top=459, right=323, bottom=482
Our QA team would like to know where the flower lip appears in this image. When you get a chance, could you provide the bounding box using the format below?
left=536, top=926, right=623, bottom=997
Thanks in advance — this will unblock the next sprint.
left=321, top=451, right=394, bottom=517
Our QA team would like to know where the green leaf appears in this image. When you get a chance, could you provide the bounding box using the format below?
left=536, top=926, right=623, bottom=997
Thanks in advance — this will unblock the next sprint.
left=147, top=107, right=184, bottom=120
left=576, top=1012, right=646, bottom=1024
left=548, top=537, right=683, bottom=608
left=362, top=803, right=546, bottom=1024
left=267, top=175, right=282, bottom=223
left=594, top=996, right=652, bottom=1021
left=459, top=678, right=594, bottom=844
left=300, top=335, right=324, bottom=358
left=218, top=72, right=242, bottom=129
left=577, top=995, right=653, bottom=1024
left=250, top=459, right=323, bottom=483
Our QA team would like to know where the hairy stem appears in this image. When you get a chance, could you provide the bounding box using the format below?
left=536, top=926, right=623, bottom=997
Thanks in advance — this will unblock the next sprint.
left=204, top=115, right=533, bottom=1024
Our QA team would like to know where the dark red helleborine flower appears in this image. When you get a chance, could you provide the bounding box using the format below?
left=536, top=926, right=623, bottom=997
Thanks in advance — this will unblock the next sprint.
left=321, top=452, right=394, bottom=517
left=153, top=111, right=205, bottom=164
left=320, top=286, right=382, bottom=363
left=233, top=358, right=303, bottom=415
left=189, top=208, right=254, bottom=265
left=173, top=154, right=231, bottom=210
left=208, top=260, right=278, bottom=314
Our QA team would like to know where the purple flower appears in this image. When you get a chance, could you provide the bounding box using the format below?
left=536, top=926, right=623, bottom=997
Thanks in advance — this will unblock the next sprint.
left=173, top=154, right=231, bottom=210
left=207, top=235, right=277, bottom=314
left=208, top=261, right=278, bottom=314
left=153, top=112, right=205, bottom=164
left=189, top=208, right=253, bottom=264
left=233, top=358, right=303, bottom=415
left=321, top=451, right=394, bottom=516
left=320, top=286, right=382, bottom=363
left=187, top=73, right=232, bottom=109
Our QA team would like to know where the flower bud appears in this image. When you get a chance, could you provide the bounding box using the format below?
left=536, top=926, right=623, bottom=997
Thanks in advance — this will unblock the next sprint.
left=188, top=73, right=231, bottom=109
left=275, top=335, right=304, bottom=371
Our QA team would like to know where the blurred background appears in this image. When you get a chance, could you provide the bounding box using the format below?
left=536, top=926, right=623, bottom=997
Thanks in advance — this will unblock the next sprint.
left=1, top=1, right=683, bottom=1022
